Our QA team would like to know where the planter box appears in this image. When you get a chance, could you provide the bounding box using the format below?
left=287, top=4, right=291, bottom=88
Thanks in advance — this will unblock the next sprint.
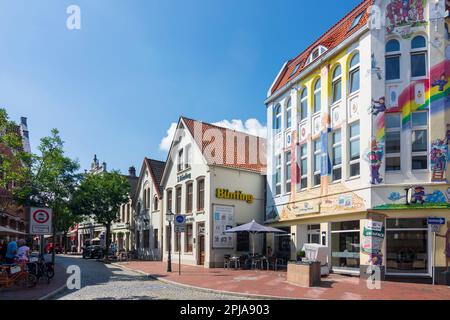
left=287, top=261, right=321, bottom=287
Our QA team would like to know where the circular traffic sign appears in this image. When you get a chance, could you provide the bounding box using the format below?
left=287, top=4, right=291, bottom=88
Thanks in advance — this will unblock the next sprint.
left=175, top=215, right=185, bottom=224
left=33, top=209, right=50, bottom=224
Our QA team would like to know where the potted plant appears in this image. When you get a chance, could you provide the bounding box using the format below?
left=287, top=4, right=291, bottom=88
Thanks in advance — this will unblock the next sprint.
left=297, top=250, right=306, bottom=262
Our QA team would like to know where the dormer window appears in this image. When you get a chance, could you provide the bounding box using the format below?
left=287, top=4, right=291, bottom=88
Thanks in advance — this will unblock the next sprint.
left=306, top=45, right=328, bottom=65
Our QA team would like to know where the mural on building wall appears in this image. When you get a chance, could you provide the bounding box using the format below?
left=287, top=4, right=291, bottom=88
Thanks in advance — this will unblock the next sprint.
left=431, top=138, right=449, bottom=182
left=375, top=185, right=450, bottom=209
left=320, top=113, right=332, bottom=197
left=361, top=217, right=385, bottom=266
left=365, top=137, right=385, bottom=185
left=386, top=0, right=427, bottom=37
left=368, top=97, right=387, bottom=116
left=371, top=53, right=383, bottom=80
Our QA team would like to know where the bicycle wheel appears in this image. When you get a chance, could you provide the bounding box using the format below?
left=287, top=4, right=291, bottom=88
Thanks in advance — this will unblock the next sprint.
left=27, top=274, right=37, bottom=288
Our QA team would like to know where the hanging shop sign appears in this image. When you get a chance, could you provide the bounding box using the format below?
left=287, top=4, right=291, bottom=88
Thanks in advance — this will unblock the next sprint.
left=216, top=189, right=254, bottom=204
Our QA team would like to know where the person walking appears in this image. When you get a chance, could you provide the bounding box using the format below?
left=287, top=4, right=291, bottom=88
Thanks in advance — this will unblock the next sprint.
left=17, top=239, right=30, bottom=264
left=5, top=239, right=18, bottom=264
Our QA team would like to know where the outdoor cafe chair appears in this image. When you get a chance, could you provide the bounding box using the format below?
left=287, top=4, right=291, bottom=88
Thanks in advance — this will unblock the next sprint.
left=223, top=255, right=231, bottom=269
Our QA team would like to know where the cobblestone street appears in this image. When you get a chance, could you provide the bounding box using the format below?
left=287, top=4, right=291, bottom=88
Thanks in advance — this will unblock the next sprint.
left=51, top=255, right=250, bottom=300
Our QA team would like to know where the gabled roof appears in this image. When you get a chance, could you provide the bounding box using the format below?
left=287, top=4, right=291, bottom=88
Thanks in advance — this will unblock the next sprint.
left=145, top=158, right=166, bottom=197
left=181, top=116, right=266, bottom=173
left=269, top=0, right=370, bottom=96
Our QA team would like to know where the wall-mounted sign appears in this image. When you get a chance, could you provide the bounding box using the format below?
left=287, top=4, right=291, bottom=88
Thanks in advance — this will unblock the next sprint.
left=213, top=205, right=234, bottom=248
left=216, top=188, right=254, bottom=204
left=177, top=172, right=191, bottom=183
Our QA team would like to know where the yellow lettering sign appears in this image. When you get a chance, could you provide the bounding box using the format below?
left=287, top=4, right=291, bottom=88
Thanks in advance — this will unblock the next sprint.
left=215, top=188, right=254, bottom=204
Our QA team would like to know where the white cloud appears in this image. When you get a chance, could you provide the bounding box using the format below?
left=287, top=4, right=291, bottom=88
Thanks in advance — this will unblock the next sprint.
left=159, top=122, right=177, bottom=151
left=213, top=119, right=267, bottom=138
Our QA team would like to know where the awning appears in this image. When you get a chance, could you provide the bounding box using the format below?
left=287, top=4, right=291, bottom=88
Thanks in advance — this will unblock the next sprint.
left=0, top=226, right=27, bottom=235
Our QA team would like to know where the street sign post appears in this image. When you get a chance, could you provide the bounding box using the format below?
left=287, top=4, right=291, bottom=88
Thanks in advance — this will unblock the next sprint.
left=30, top=208, right=53, bottom=235
left=174, top=214, right=186, bottom=275
left=428, top=217, right=446, bottom=285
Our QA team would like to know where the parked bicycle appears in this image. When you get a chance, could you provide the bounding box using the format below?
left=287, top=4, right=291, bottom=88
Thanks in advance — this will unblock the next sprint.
left=26, top=254, right=55, bottom=284
left=0, top=263, right=37, bottom=289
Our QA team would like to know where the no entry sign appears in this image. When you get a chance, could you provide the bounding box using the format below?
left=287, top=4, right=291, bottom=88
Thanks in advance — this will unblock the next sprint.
left=30, top=207, right=53, bottom=235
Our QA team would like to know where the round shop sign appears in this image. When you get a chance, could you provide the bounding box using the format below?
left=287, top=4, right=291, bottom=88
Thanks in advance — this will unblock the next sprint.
left=33, top=209, right=50, bottom=224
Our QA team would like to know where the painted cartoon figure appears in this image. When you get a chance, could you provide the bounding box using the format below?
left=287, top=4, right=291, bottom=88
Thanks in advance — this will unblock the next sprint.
left=446, top=124, right=450, bottom=145
left=386, top=2, right=396, bottom=26
left=369, top=97, right=387, bottom=116
left=411, top=186, right=426, bottom=204
left=369, top=254, right=383, bottom=266
left=320, top=114, right=332, bottom=198
left=368, top=138, right=383, bottom=185
left=401, top=0, right=410, bottom=23
left=432, top=73, right=448, bottom=92
left=395, top=0, right=403, bottom=24
left=416, top=0, right=424, bottom=21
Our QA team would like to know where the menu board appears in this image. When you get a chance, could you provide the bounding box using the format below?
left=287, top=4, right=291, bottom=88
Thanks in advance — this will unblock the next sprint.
left=212, top=205, right=234, bottom=248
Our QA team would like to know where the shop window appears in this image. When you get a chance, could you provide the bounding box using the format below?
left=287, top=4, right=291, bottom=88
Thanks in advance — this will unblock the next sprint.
left=285, top=151, right=291, bottom=194
left=307, top=224, right=321, bottom=244
left=186, top=182, right=193, bottom=213
left=331, top=221, right=360, bottom=272
left=175, top=186, right=182, bottom=214
left=313, top=139, right=321, bottom=186
left=349, top=122, right=360, bottom=177
left=332, top=65, right=342, bottom=103
left=313, top=78, right=321, bottom=114
left=386, top=39, right=401, bottom=81
left=349, top=53, right=360, bottom=93
left=143, top=230, right=150, bottom=249
left=332, top=129, right=342, bottom=181
left=197, top=178, right=205, bottom=211
left=286, top=98, right=292, bottom=129
left=411, top=112, right=428, bottom=170
left=386, top=218, right=429, bottom=275
left=185, top=224, right=193, bottom=253
left=299, top=88, right=308, bottom=121
left=237, top=231, right=249, bottom=252
left=300, top=144, right=308, bottom=189
left=273, top=104, right=282, bottom=134
left=411, top=36, right=427, bottom=78
left=275, top=154, right=282, bottom=195
left=385, top=113, right=401, bottom=171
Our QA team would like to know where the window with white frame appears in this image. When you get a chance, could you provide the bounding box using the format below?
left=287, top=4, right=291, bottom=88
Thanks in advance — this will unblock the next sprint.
left=332, top=129, right=342, bottom=181
left=286, top=98, right=292, bottom=129
left=274, top=104, right=282, bottom=134
left=307, top=224, right=321, bottom=244
left=177, top=149, right=184, bottom=172
left=349, top=53, right=360, bottom=94
left=332, top=65, right=342, bottom=103
left=300, top=144, right=308, bottom=189
left=313, top=78, right=321, bottom=114
left=185, top=144, right=192, bottom=169
left=285, top=151, right=291, bottom=194
left=411, top=111, right=428, bottom=170
left=299, top=88, right=308, bottom=121
left=386, top=39, right=401, bottom=81
left=313, top=139, right=321, bottom=186
left=411, top=36, right=427, bottom=78
left=349, top=121, right=360, bottom=177
left=275, top=154, right=282, bottom=196
left=385, top=113, right=401, bottom=171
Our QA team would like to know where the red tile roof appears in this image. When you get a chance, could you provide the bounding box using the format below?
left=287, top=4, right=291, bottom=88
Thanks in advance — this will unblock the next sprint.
left=270, top=0, right=371, bottom=95
left=181, top=117, right=266, bottom=174
left=144, top=158, right=166, bottom=197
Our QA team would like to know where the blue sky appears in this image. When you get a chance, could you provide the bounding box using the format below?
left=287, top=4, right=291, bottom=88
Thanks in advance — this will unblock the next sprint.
left=1, top=0, right=361, bottom=174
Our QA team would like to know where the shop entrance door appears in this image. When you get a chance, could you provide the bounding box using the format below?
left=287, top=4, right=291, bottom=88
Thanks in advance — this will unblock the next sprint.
left=385, top=218, right=430, bottom=276
left=197, top=223, right=205, bottom=266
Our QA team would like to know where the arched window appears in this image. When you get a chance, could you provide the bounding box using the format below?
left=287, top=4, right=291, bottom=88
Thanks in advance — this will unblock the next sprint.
left=299, top=88, right=308, bottom=121
left=411, top=36, right=427, bottom=78
left=313, top=78, right=321, bottom=113
left=273, top=104, right=282, bottom=133
left=332, top=65, right=342, bottom=103
left=285, top=98, right=292, bottom=129
left=349, top=53, right=360, bottom=93
left=386, top=39, right=401, bottom=80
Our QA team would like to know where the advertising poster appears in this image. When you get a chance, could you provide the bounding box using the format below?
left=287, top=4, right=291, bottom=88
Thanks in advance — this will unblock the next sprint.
left=362, top=219, right=385, bottom=265
left=213, top=205, right=234, bottom=248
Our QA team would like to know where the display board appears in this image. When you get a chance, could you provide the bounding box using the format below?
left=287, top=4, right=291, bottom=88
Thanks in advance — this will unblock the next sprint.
left=212, top=205, right=234, bottom=248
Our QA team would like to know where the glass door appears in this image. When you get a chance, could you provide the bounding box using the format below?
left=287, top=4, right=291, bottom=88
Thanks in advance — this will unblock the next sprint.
left=331, top=221, right=361, bottom=273
left=385, top=218, right=430, bottom=276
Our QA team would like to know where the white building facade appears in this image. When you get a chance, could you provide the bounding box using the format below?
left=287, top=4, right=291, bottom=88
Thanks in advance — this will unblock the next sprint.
left=266, top=0, right=450, bottom=284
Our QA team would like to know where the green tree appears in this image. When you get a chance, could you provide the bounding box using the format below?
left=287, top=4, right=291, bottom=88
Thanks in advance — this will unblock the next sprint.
left=71, top=171, right=130, bottom=260
left=16, top=129, right=80, bottom=264
left=0, top=108, right=32, bottom=211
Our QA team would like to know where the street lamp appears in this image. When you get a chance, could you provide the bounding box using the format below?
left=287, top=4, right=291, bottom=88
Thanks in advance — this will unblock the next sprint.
left=166, top=210, right=174, bottom=272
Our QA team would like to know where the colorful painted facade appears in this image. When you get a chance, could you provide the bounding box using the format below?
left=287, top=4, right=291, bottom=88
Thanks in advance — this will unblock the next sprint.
left=265, top=0, right=450, bottom=283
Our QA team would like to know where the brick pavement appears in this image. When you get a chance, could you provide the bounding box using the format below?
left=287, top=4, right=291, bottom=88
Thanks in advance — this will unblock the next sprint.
left=117, top=261, right=450, bottom=300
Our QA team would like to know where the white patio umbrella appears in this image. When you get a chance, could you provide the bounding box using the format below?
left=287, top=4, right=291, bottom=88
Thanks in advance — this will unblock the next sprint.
left=225, top=220, right=286, bottom=256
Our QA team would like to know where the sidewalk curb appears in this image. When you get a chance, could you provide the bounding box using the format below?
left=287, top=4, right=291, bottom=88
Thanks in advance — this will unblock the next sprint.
left=111, top=262, right=299, bottom=300
left=38, top=283, right=67, bottom=301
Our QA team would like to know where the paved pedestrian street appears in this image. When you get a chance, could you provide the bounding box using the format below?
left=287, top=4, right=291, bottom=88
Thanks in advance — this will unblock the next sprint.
left=51, top=255, right=250, bottom=300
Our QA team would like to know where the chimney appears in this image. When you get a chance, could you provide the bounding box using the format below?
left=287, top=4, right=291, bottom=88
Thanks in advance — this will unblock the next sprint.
left=129, top=166, right=136, bottom=177
left=20, top=117, right=27, bottom=126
